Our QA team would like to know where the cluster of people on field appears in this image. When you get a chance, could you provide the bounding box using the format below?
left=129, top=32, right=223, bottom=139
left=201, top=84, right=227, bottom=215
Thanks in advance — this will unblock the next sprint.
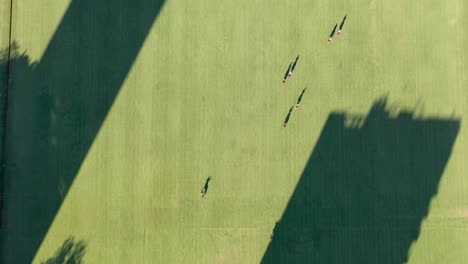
left=281, top=55, right=306, bottom=128
left=282, top=14, right=347, bottom=128
left=328, top=15, right=347, bottom=43
left=273, top=14, right=348, bottom=244
left=198, top=14, right=349, bottom=245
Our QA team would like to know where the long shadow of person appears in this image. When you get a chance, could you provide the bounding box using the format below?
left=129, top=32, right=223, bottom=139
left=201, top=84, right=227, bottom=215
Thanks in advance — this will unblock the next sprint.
left=282, top=63, right=292, bottom=83
left=337, top=14, right=347, bottom=35
left=290, top=55, right=300, bottom=77
left=283, top=106, right=294, bottom=128
left=200, top=176, right=212, bottom=198
left=295, top=88, right=307, bottom=109
left=328, top=24, right=338, bottom=43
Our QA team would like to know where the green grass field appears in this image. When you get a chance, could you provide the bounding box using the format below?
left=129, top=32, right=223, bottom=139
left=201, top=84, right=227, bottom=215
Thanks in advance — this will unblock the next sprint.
left=1, top=0, right=468, bottom=263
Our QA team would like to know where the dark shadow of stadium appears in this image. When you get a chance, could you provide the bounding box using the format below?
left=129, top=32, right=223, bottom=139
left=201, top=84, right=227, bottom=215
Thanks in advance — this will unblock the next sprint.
left=0, top=0, right=165, bottom=262
left=262, top=97, right=460, bottom=264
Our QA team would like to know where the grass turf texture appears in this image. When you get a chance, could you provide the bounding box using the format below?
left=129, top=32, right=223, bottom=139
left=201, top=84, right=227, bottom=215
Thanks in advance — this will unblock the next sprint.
left=1, top=0, right=468, bottom=263
left=0, top=0, right=10, bottom=51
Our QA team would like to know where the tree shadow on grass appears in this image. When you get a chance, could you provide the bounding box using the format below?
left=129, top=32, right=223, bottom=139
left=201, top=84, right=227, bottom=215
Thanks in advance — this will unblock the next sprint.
left=41, top=237, right=86, bottom=264
left=0, top=0, right=165, bottom=262
left=262, top=97, right=460, bottom=264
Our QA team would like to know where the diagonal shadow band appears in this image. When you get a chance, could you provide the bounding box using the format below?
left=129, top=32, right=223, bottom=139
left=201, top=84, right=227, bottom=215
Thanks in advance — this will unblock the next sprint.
left=0, top=0, right=165, bottom=263
left=262, top=97, right=460, bottom=264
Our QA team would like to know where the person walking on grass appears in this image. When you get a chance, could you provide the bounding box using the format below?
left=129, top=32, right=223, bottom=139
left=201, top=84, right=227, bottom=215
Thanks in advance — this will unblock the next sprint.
left=270, top=221, right=280, bottom=243
left=200, top=176, right=212, bottom=198
left=295, top=88, right=307, bottom=109
left=282, top=62, right=292, bottom=83
left=289, top=55, right=300, bottom=77
left=283, top=106, right=293, bottom=128
left=337, top=14, right=347, bottom=36
left=328, top=23, right=338, bottom=43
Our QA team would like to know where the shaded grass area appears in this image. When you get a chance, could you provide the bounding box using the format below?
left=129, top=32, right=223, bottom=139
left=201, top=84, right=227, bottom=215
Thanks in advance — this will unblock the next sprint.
left=262, top=98, right=460, bottom=263
left=0, top=0, right=165, bottom=262
left=0, top=48, right=9, bottom=210
left=0, top=0, right=13, bottom=229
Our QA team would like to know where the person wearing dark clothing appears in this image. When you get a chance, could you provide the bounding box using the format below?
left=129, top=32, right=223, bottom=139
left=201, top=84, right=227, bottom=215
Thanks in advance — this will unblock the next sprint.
left=200, top=176, right=212, bottom=198
left=270, top=221, right=280, bottom=243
